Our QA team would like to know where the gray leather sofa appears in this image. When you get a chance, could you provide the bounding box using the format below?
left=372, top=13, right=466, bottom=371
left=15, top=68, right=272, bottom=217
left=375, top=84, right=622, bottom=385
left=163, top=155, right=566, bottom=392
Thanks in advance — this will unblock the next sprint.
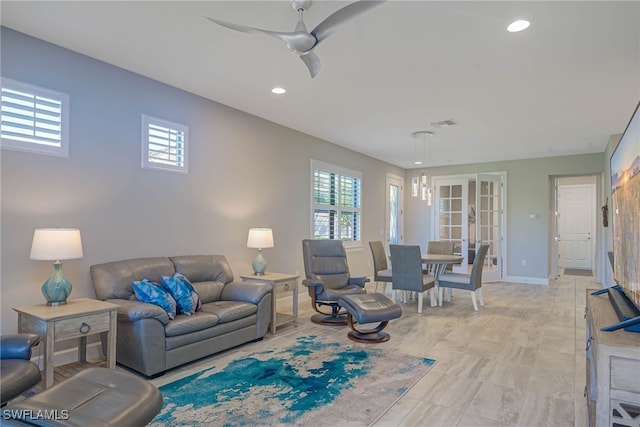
left=90, top=255, right=272, bottom=377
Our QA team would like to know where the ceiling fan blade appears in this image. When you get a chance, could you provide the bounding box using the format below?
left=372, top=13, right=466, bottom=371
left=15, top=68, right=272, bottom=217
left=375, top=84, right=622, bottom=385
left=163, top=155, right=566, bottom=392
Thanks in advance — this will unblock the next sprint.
left=311, top=0, right=386, bottom=44
left=205, top=17, right=315, bottom=52
left=300, top=51, right=321, bottom=78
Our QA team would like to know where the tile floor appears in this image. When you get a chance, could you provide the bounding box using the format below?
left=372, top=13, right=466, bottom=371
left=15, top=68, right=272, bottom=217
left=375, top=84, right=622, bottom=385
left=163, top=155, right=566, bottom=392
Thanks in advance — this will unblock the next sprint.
left=49, top=274, right=594, bottom=426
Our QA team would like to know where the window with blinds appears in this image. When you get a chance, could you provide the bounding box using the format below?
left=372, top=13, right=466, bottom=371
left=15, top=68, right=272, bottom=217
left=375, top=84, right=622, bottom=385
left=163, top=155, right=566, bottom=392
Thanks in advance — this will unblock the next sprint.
left=1, top=78, right=69, bottom=157
left=141, top=114, right=188, bottom=174
left=311, top=160, right=362, bottom=244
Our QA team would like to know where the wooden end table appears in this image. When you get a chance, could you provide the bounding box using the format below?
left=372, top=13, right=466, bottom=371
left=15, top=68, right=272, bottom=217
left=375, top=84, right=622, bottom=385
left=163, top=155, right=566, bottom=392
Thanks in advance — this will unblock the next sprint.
left=14, top=298, right=119, bottom=388
left=240, top=273, right=299, bottom=334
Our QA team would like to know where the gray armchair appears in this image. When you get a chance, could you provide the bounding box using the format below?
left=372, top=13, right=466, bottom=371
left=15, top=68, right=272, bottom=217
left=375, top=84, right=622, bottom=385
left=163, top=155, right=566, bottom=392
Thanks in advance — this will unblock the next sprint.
left=369, top=241, right=392, bottom=293
left=389, top=245, right=436, bottom=313
left=1, top=334, right=41, bottom=406
left=302, top=239, right=368, bottom=325
left=438, top=244, right=489, bottom=310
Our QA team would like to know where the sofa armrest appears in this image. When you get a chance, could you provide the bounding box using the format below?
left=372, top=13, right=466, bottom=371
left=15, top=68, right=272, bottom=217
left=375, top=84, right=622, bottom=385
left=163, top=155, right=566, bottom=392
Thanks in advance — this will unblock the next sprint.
left=220, top=281, right=272, bottom=304
left=348, top=275, right=370, bottom=287
left=0, top=334, right=41, bottom=360
left=106, top=299, right=169, bottom=325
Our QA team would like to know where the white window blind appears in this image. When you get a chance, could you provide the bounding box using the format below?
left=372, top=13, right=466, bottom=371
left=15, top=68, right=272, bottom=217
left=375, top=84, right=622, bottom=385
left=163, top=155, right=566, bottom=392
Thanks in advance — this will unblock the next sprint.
left=141, top=114, right=188, bottom=174
left=311, top=160, right=362, bottom=244
left=1, top=78, right=69, bottom=157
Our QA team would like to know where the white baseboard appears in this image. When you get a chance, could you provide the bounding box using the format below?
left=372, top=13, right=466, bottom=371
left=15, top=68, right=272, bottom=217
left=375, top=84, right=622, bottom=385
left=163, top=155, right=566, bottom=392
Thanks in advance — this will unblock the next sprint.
left=30, top=342, right=104, bottom=367
left=502, top=275, right=549, bottom=286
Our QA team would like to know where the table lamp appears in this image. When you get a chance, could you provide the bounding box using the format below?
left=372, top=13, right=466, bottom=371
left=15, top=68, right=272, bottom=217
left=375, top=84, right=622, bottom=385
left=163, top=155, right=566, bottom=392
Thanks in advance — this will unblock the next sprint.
left=246, top=228, right=274, bottom=276
left=30, top=228, right=84, bottom=306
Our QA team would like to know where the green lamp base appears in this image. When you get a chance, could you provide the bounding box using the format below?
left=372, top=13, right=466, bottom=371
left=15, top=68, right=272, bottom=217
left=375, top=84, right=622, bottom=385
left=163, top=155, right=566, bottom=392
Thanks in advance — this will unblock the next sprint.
left=251, top=250, right=268, bottom=276
left=42, top=262, right=72, bottom=306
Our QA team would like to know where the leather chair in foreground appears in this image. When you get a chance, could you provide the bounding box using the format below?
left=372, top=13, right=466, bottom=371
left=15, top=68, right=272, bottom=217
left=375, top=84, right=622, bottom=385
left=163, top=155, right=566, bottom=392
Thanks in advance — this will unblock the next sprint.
left=302, top=239, right=368, bottom=325
left=0, top=334, right=41, bottom=406
left=2, top=367, right=162, bottom=426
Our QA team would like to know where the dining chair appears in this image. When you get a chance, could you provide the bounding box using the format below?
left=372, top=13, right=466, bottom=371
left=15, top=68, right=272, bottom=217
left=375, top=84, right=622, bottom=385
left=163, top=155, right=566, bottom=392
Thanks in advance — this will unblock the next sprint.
left=427, top=240, right=455, bottom=255
left=369, top=241, right=392, bottom=293
left=389, top=245, right=436, bottom=314
left=437, top=244, right=489, bottom=311
left=425, top=240, right=455, bottom=274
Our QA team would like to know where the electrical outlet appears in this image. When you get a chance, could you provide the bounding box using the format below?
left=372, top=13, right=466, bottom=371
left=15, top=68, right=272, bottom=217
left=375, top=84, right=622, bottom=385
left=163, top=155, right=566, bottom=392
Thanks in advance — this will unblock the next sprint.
left=521, top=259, right=527, bottom=266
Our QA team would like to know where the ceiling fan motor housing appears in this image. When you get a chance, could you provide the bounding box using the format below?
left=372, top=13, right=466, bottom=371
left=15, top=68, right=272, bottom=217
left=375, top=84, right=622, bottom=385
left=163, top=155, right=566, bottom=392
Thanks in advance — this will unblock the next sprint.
left=291, top=0, right=312, bottom=12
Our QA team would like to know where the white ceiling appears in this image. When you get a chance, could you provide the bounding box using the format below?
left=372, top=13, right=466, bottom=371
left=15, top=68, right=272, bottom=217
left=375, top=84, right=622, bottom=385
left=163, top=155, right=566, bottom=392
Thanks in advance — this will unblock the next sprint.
left=2, top=1, right=639, bottom=169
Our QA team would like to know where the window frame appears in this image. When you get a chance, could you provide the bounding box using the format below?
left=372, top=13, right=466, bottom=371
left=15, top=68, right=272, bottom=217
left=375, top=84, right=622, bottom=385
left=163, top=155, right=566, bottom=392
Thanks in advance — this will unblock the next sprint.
left=310, top=159, right=363, bottom=250
left=141, top=114, right=189, bottom=174
left=0, top=78, right=70, bottom=157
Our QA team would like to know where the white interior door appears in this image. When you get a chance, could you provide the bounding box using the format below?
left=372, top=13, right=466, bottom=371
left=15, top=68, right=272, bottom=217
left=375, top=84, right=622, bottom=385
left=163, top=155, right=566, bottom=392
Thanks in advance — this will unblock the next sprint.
left=435, top=178, right=469, bottom=272
left=476, top=174, right=502, bottom=281
left=386, top=174, right=403, bottom=245
left=558, top=184, right=595, bottom=269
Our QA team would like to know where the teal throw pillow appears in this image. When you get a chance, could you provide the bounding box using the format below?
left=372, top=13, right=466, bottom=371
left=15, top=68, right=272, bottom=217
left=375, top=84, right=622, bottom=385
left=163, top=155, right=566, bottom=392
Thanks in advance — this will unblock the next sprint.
left=161, top=273, right=201, bottom=316
left=132, top=278, right=177, bottom=320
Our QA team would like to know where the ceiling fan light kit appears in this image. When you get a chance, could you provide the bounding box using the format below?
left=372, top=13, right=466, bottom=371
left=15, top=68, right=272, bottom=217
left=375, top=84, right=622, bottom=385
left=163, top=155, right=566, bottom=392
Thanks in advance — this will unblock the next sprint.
left=205, top=0, right=386, bottom=78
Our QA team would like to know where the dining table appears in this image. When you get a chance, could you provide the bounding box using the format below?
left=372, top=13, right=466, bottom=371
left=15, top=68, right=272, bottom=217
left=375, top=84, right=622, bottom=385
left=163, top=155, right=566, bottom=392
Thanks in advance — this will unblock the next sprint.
left=421, top=253, right=464, bottom=277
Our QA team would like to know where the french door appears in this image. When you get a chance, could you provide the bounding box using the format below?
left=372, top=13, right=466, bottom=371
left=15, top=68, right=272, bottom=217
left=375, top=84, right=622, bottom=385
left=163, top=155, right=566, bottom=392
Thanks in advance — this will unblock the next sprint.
left=433, top=173, right=503, bottom=281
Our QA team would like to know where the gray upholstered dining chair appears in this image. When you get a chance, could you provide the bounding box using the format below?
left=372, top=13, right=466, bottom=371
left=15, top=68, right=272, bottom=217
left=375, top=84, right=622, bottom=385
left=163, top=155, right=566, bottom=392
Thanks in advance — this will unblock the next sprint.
left=389, top=245, right=436, bottom=314
left=369, top=241, right=392, bottom=293
left=427, top=240, right=455, bottom=255
left=425, top=240, right=455, bottom=274
left=1, top=334, right=42, bottom=406
left=302, top=239, right=368, bottom=325
left=437, top=244, right=489, bottom=311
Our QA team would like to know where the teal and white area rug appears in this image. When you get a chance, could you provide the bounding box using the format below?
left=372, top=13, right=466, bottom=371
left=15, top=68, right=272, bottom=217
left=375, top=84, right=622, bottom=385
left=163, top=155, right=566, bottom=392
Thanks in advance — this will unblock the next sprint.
left=149, top=335, right=436, bottom=426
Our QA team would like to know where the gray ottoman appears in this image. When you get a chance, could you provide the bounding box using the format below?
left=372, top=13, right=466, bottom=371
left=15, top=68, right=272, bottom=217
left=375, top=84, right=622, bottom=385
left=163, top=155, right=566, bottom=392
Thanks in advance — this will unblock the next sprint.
left=2, top=367, right=162, bottom=426
left=338, top=293, right=402, bottom=343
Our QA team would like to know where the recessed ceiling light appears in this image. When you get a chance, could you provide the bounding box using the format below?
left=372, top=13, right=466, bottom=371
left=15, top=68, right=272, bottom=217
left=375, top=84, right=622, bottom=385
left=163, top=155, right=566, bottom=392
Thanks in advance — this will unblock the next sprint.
left=414, top=161, right=423, bottom=165
left=271, top=87, right=286, bottom=95
left=507, top=20, right=530, bottom=33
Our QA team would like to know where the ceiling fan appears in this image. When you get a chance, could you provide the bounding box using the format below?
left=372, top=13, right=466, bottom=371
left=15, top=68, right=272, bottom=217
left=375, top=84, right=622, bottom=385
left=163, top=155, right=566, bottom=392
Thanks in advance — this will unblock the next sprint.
left=206, top=0, right=386, bottom=78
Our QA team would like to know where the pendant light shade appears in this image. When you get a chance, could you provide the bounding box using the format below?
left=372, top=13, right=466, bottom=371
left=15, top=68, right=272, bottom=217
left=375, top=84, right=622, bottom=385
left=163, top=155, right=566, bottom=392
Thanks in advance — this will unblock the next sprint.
left=410, top=131, right=434, bottom=204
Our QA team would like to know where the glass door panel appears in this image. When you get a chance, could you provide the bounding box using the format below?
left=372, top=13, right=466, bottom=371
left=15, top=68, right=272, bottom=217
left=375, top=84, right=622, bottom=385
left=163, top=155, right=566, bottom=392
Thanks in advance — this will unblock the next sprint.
left=477, top=174, right=502, bottom=281
left=435, top=178, right=469, bottom=272
left=386, top=174, right=403, bottom=245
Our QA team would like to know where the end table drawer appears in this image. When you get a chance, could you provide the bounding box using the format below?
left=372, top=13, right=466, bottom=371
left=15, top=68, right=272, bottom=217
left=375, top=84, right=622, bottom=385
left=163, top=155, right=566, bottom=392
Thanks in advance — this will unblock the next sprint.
left=54, top=312, right=111, bottom=340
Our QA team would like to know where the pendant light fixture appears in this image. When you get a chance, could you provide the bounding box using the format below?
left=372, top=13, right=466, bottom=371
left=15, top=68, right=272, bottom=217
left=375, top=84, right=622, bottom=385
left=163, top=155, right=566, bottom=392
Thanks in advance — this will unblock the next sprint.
left=410, top=130, right=434, bottom=205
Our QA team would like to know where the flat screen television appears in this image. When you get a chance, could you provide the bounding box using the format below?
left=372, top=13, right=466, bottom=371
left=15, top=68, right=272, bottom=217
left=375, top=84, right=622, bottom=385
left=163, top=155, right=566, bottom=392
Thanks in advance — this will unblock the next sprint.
left=600, top=101, right=640, bottom=332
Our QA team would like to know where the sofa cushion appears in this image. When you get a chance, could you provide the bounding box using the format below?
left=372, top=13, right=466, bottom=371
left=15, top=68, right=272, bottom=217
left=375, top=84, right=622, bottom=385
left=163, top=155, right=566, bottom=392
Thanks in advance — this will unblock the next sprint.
left=164, top=312, right=219, bottom=337
left=191, top=281, right=225, bottom=304
left=132, top=279, right=177, bottom=320
left=170, top=255, right=234, bottom=284
left=199, top=301, right=257, bottom=323
left=91, top=257, right=175, bottom=300
left=161, top=273, right=201, bottom=315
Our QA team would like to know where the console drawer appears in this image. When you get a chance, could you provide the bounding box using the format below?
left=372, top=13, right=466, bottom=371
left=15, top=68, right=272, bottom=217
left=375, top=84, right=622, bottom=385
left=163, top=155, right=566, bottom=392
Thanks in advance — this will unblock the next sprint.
left=611, top=356, right=640, bottom=394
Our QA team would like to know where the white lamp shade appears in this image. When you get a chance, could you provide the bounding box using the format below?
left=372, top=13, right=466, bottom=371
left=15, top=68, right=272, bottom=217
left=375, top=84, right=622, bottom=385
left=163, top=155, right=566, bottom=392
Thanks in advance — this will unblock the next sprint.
left=247, top=228, right=274, bottom=249
left=30, top=228, right=84, bottom=261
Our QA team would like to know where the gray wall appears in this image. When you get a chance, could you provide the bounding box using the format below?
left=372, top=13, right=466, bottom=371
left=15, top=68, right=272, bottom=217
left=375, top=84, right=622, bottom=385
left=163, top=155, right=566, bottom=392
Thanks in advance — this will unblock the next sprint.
left=0, top=28, right=405, bottom=334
